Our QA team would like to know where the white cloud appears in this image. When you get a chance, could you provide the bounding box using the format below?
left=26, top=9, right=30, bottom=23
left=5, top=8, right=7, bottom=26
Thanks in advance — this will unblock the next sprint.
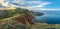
left=0, top=0, right=9, bottom=7
left=2, top=0, right=57, bottom=11
left=8, top=0, right=50, bottom=10
left=40, top=8, right=60, bottom=11
left=19, top=2, right=50, bottom=10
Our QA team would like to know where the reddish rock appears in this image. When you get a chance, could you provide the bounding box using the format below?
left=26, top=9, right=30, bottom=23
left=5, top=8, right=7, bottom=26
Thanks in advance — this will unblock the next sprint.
left=13, top=10, right=35, bottom=25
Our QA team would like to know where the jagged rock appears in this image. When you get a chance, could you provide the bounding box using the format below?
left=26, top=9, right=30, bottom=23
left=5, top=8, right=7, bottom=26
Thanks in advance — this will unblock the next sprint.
left=13, top=10, right=35, bottom=25
left=35, top=12, right=44, bottom=16
left=30, top=11, right=44, bottom=16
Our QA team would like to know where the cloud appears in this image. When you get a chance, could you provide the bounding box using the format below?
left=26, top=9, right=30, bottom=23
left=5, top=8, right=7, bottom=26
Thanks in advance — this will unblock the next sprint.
left=19, top=2, right=50, bottom=10
left=0, top=0, right=6, bottom=6
left=40, top=8, right=60, bottom=11
left=2, top=0, right=53, bottom=10
left=7, top=0, right=50, bottom=10
left=1, top=0, right=59, bottom=11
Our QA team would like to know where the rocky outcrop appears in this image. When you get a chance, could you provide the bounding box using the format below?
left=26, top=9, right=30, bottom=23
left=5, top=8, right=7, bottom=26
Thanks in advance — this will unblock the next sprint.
left=0, top=8, right=35, bottom=27
left=13, top=10, right=35, bottom=25
left=30, top=11, right=44, bottom=16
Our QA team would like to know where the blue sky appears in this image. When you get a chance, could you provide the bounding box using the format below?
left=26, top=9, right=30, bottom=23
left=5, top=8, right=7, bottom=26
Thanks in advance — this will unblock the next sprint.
left=1, top=0, right=60, bottom=11
left=42, top=0, right=60, bottom=8
left=19, top=0, right=60, bottom=9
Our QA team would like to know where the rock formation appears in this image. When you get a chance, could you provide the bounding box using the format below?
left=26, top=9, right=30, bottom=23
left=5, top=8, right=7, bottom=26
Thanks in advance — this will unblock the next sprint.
left=13, top=10, right=35, bottom=25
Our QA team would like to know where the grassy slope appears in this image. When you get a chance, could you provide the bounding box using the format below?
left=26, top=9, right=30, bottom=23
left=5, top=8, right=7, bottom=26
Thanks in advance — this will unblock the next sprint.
left=0, top=13, right=20, bottom=25
left=0, top=8, right=60, bottom=29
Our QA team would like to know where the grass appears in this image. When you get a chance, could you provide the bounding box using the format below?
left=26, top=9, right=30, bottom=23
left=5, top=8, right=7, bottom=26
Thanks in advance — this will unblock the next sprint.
left=0, top=8, right=60, bottom=29
left=0, top=15, right=60, bottom=29
left=0, top=14, right=60, bottom=29
left=0, top=13, right=20, bottom=25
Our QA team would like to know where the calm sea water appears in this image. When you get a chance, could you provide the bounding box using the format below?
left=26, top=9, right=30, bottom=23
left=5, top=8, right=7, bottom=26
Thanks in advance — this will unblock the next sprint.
left=34, top=11, right=60, bottom=24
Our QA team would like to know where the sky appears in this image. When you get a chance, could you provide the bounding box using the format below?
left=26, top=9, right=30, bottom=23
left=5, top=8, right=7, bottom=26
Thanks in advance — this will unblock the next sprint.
left=0, top=0, right=60, bottom=11
left=42, top=0, right=60, bottom=8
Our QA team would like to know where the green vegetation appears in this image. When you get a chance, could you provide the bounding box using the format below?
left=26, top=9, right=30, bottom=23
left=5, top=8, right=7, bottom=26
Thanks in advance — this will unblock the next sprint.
left=0, top=8, right=26, bottom=19
left=0, top=8, right=33, bottom=29
left=0, top=8, right=60, bottom=29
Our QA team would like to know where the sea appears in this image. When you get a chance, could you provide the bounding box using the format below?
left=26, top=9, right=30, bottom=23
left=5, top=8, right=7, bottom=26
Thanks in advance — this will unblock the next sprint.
left=33, top=11, right=60, bottom=24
